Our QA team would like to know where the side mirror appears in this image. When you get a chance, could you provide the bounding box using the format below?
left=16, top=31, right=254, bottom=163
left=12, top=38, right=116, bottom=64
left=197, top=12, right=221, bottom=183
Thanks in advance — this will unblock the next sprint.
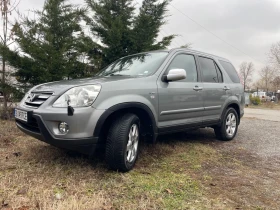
left=164, top=69, right=186, bottom=82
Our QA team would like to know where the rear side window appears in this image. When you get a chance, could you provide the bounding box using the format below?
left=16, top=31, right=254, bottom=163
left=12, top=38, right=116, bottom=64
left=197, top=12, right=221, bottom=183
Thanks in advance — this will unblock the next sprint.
left=199, top=57, right=223, bottom=83
left=215, top=64, right=223, bottom=83
left=219, top=60, right=240, bottom=83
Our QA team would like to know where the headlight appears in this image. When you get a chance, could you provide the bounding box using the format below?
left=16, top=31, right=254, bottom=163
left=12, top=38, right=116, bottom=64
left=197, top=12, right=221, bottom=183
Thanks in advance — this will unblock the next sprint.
left=53, top=85, right=101, bottom=107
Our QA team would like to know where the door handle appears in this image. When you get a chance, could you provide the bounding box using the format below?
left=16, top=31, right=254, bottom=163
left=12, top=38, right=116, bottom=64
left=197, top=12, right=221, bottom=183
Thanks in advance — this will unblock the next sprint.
left=193, top=86, right=203, bottom=91
left=223, top=86, right=231, bottom=91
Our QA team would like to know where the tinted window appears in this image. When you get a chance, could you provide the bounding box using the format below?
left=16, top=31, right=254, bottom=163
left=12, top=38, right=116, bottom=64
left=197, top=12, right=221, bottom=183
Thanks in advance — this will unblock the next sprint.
left=215, top=64, right=223, bottom=83
left=219, top=60, right=240, bottom=83
left=199, top=57, right=222, bottom=83
left=96, top=52, right=168, bottom=76
left=167, top=54, right=197, bottom=82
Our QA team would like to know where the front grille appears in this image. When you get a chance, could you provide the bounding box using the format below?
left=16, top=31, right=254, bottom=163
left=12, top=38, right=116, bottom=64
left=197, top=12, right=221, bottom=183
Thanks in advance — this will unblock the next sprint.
left=25, top=92, right=53, bottom=108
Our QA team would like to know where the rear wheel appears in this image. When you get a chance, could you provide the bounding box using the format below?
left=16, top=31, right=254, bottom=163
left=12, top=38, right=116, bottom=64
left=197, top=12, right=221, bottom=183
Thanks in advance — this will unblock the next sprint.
left=105, top=113, right=140, bottom=172
left=214, top=108, right=239, bottom=141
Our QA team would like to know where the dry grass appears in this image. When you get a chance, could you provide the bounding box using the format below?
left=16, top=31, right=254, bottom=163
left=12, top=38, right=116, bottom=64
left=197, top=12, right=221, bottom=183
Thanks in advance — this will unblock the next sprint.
left=0, top=121, right=278, bottom=210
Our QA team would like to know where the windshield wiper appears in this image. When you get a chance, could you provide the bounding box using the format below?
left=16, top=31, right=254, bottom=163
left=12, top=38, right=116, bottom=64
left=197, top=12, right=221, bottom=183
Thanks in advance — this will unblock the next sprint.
left=109, top=74, right=129, bottom=76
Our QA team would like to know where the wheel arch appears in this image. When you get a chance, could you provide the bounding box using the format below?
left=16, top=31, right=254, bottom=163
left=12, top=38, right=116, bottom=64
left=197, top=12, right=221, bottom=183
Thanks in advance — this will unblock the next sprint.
left=222, top=102, right=241, bottom=125
left=94, top=102, right=158, bottom=143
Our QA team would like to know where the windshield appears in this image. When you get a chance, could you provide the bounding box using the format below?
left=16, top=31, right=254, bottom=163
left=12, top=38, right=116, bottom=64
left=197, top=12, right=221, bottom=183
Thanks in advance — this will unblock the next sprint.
left=96, top=52, right=168, bottom=77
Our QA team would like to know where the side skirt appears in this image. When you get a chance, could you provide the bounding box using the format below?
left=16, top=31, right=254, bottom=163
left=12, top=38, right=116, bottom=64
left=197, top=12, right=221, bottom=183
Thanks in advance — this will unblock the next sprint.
left=158, top=119, right=220, bottom=135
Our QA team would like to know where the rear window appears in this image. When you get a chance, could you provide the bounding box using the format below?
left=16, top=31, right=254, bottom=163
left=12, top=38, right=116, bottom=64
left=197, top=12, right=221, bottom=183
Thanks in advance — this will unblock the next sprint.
left=219, top=60, right=240, bottom=83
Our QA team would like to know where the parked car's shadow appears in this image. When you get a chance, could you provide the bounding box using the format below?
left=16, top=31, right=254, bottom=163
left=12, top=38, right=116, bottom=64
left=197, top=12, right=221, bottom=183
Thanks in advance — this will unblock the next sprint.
left=156, top=128, right=217, bottom=144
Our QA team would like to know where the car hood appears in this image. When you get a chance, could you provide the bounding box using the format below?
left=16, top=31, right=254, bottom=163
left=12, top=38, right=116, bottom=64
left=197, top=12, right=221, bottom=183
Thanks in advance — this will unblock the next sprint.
left=31, top=76, right=136, bottom=96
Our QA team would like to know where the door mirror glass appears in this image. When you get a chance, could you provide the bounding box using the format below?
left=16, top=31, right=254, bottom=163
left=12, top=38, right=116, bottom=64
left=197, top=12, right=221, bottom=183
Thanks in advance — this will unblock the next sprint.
left=166, top=69, right=187, bottom=82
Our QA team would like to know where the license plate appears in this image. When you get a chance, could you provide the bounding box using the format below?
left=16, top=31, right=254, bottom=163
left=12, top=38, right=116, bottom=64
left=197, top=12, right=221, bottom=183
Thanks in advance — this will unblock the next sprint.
left=15, top=109, right=28, bottom=122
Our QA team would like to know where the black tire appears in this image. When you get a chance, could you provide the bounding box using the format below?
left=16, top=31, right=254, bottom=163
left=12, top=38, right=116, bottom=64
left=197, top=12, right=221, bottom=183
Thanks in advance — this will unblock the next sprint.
left=105, top=113, right=140, bottom=172
left=214, top=108, right=239, bottom=141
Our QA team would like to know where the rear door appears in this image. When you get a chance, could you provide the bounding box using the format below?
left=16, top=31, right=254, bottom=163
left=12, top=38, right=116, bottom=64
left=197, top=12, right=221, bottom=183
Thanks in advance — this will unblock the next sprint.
left=157, top=53, right=204, bottom=132
left=219, top=60, right=244, bottom=108
left=198, top=56, right=231, bottom=123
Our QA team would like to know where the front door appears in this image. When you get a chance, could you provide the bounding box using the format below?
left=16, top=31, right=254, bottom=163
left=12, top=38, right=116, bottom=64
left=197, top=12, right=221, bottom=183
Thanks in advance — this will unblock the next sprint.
left=157, top=53, right=204, bottom=133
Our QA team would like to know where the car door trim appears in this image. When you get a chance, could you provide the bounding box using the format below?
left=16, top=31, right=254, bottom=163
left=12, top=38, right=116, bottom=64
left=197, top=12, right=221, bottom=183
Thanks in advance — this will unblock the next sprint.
left=204, top=105, right=222, bottom=111
left=160, top=107, right=204, bottom=116
left=160, top=106, right=220, bottom=116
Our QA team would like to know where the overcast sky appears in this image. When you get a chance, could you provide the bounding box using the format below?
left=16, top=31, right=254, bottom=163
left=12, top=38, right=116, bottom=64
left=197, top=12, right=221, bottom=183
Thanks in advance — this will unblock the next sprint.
left=11, top=0, right=280, bottom=80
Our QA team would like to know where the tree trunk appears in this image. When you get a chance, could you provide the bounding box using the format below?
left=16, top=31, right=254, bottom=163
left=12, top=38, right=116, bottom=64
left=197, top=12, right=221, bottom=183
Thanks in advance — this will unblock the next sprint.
left=1, top=56, right=9, bottom=119
left=243, top=72, right=246, bottom=91
left=1, top=2, right=11, bottom=120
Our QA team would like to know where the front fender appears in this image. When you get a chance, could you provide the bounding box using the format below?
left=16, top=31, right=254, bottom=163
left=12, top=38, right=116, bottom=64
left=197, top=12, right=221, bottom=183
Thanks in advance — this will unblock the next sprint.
left=93, top=94, right=158, bottom=123
left=93, top=102, right=158, bottom=140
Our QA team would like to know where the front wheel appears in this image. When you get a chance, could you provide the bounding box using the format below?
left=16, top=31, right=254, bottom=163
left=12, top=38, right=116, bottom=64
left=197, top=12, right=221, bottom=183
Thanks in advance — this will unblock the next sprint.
left=105, top=113, right=140, bottom=172
left=214, top=108, right=239, bottom=141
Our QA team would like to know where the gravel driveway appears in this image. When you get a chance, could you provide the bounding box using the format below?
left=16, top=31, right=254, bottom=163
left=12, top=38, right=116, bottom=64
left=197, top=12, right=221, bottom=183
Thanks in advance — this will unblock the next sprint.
left=205, top=108, right=280, bottom=208
left=241, top=108, right=280, bottom=157
left=245, top=108, right=280, bottom=122
left=239, top=114, right=280, bottom=158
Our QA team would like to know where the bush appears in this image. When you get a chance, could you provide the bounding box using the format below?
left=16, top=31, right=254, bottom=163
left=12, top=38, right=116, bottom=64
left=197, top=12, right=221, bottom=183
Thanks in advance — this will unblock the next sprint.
left=249, top=94, right=261, bottom=105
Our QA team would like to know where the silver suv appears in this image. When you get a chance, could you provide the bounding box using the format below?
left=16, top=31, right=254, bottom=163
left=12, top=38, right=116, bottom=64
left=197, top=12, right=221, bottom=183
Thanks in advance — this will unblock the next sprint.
left=15, top=48, right=244, bottom=171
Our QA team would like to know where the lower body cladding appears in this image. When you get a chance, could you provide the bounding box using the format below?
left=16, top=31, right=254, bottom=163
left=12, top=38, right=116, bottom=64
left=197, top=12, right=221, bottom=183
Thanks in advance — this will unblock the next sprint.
left=15, top=107, right=105, bottom=155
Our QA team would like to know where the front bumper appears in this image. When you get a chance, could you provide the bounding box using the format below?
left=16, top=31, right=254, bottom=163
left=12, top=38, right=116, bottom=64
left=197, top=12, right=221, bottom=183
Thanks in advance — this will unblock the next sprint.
left=15, top=106, right=105, bottom=155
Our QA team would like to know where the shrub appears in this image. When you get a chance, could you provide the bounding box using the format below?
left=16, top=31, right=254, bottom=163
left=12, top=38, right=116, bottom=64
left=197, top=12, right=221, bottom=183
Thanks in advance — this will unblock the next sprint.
left=249, top=94, right=261, bottom=105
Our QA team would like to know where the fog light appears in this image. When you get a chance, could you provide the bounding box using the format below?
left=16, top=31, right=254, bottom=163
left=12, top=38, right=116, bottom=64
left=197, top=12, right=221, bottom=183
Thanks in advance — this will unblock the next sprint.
left=58, top=122, right=69, bottom=134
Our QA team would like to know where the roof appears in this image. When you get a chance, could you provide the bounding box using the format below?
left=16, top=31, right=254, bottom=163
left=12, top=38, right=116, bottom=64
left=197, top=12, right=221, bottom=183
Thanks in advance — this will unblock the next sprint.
left=142, top=48, right=232, bottom=63
left=168, top=48, right=231, bottom=63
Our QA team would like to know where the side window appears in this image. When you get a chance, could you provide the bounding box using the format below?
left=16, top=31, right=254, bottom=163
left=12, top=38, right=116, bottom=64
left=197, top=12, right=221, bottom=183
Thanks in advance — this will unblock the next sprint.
left=219, top=60, right=240, bottom=83
left=167, top=54, right=197, bottom=82
left=199, top=57, right=223, bottom=83
left=215, top=64, right=223, bottom=83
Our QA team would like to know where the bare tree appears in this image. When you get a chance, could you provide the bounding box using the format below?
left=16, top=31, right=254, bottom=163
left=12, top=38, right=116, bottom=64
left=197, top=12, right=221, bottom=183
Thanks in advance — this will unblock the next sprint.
left=239, top=61, right=255, bottom=90
left=252, top=79, right=264, bottom=91
left=269, top=42, right=280, bottom=73
left=259, top=66, right=276, bottom=92
left=272, top=76, right=280, bottom=92
left=0, top=0, right=19, bottom=119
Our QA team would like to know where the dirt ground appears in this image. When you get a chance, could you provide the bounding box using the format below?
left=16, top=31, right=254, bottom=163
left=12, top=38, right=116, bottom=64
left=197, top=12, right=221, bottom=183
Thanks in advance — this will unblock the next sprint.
left=0, top=109, right=280, bottom=210
left=245, top=107, right=280, bottom=122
